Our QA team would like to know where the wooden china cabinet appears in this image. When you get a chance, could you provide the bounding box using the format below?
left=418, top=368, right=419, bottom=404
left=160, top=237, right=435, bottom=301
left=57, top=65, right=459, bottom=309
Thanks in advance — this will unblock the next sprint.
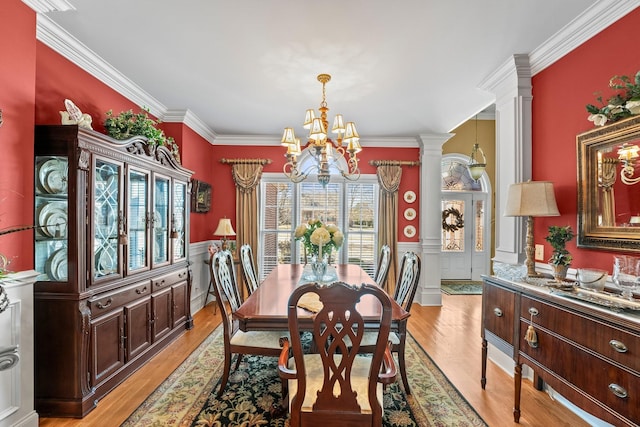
left=33, top=125, right=193, bottom=417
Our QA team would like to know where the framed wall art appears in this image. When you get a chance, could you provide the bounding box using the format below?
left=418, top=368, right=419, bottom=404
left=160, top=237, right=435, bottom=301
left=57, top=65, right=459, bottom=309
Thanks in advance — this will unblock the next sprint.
left=191, top=179, right=211, bottom=213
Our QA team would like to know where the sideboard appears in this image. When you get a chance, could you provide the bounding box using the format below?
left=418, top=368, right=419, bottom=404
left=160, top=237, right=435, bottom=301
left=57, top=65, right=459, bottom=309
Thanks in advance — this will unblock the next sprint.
left=482, top=275, right=639, bottom=426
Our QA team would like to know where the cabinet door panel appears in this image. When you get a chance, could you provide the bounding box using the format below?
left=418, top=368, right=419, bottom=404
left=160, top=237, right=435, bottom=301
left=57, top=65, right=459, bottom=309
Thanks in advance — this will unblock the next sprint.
left=172, top=281, right=188, bottom=328
left=127, top=168, right=150, bottom=273
left=151, top=288, right=172, bottom=342
left=125, top=297, right=152, bottom=360
left=90, top=310, right=125, bottom=386
left=172, top=181, right=187, bottom=261
left=152, top=175, right=170, bottom=267
left=93, top=158, right=123, bottom=283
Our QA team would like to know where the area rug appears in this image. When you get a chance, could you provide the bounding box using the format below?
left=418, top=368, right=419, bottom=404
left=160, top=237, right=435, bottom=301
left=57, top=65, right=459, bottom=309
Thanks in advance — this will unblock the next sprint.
left=441, top=281, right=484, bottom=295
left=121, top=325, right=487, bottom=426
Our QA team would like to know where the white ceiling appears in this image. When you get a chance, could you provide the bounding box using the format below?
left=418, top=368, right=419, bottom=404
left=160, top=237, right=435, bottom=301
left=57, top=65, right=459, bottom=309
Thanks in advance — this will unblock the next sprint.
left=32, top=0, right=635, bottom=142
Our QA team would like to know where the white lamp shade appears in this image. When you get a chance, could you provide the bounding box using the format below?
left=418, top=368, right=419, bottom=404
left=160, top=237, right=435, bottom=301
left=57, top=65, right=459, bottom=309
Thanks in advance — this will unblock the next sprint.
left=504, top=181, right=560, bottom=217
left=287, top=138, right=302, bottom=156
left=332, top=114, right=345, bottom=134
left=309, top=117, right=327, bottom=142
left=214, top=218, right=236, bottom=237
left=281, top=127, right=296, bottom=146
left=303, top=109, right=316, bottom=129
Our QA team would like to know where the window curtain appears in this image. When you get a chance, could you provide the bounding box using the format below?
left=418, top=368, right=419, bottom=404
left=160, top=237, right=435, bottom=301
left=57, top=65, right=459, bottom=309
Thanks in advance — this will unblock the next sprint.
left=222, top=158, right=270, bottom=300
left=376, top=164, right=402, bottom=294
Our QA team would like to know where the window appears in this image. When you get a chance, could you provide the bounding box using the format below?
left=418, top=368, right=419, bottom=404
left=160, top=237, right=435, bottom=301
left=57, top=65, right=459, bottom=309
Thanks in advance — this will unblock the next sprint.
left=259, top=174, right=379, bottom=280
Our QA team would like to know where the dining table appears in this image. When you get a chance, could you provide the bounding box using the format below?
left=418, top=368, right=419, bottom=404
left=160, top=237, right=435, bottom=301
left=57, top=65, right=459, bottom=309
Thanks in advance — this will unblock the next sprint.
left=233, top=263, right=410, bottom=332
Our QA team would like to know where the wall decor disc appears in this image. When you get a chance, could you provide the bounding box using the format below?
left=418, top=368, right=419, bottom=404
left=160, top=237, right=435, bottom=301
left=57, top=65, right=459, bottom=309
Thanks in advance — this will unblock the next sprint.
left=404, top=207, right=416, bottom=220
left=403, top=190, right=416, bottom=203
left=403, top=225, right=416, bottom=238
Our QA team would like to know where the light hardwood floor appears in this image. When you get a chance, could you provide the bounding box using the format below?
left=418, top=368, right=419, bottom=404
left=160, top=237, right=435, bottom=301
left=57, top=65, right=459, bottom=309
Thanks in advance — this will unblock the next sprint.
left=39, top=294, right=589, bottom=426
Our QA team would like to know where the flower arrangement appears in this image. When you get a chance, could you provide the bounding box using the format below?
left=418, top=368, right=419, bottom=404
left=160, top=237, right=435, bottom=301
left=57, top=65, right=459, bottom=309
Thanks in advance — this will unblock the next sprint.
left=294, top=219, right=344, bottom=259
left=586, top=70, right=640, bottom=126
left=104, top=108, right=181, bottom=162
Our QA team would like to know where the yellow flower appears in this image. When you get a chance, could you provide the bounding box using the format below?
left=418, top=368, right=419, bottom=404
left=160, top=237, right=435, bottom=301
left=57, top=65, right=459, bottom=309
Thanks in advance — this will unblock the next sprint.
left=332, top=230, right=344, bottom=247
left=326, top=224, right=338, bottom=233
left=310, top=227, right=331, bottom=246
left=294, top=225, right=307, bottom=238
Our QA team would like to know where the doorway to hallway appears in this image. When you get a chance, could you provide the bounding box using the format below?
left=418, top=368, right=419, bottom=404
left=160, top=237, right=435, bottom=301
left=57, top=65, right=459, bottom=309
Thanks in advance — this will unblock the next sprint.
left=440, top=155, right=491, bottom=281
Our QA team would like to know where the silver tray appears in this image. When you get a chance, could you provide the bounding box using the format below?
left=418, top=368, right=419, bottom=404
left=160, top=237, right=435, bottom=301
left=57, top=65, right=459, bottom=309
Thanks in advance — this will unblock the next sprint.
left=551, top=287, right=640, bottom=311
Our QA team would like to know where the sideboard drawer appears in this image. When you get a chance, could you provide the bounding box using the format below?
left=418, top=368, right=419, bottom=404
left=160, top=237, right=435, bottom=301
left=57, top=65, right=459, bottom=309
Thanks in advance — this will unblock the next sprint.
left=520, top=295, right=640, bottom=373
left=483, top=282, right=516, bottom=345
left=520, top=323, right=639, bottom=422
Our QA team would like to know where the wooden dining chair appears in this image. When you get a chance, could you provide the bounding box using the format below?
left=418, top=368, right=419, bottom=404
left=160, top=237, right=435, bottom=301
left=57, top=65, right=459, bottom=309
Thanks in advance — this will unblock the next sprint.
left=278, top=281, right=397, bottom=427
left=360, top=251, right=421, bottom=395
left=373, top=244, right=391, bottom=288
left=239, top=243, right=260, bottom=297
left=209, top=250, right=289, bottom=398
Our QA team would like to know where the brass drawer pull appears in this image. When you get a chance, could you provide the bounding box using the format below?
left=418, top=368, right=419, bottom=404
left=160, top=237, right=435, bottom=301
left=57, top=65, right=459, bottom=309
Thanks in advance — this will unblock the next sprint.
left=96, top=298, right=113, bottom=309
left=136, top=286, right=148, bottom=295
left=493, top=308, right=503, bottom=317
left=609, top=339, right=628, bottom=353
left=608, top=383, right=628, bottom=399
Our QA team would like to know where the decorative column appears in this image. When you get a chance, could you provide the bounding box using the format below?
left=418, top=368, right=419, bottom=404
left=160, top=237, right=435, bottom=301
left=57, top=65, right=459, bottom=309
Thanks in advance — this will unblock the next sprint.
left=478, top=54, right=533, bottom=272
left=416, top=132, right=454, bottom=306
left=0, top=270, right=40, bottom=427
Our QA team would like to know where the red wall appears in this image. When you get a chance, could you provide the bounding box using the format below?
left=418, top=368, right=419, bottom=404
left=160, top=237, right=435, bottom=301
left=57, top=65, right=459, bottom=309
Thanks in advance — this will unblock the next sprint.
left=532, top=7, right=640, bottom=272
left=0, top=0, right=37, bottom=271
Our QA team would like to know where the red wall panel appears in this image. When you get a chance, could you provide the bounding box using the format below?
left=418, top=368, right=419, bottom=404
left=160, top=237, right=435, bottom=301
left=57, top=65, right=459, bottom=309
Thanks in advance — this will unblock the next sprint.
left=0, top=0, right=37, bottom=271
left=532, top=7, right=640, bottom=271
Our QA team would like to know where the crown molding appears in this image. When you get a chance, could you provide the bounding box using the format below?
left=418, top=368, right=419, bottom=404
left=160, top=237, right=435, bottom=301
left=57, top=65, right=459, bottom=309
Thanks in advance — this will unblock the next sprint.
left=530, top=0, right=640, bottom=74
left=163, top=109, right=217, bottom=144
left=36, top=15, right=167, bottom=118
left=22, top=0, right=74, bottom=13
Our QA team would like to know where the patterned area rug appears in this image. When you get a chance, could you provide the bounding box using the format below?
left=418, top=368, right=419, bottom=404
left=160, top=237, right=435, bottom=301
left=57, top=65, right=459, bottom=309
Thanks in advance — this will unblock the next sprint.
left=441, top=281, right=484, bottom=295
left=122, top=325, right=487, bottom=426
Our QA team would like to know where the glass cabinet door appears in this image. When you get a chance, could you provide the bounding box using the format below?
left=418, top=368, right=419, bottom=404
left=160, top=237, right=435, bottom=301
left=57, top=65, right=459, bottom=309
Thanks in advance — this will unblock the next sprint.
left=153, top=175, right=170, bottom=266
left=172, top=181, right=187, bottom=261
left=94, top=159, right=121, bottom=280
left=34, top=156, right=69, bottom=281
left=128, top=169, right=149, bottom=272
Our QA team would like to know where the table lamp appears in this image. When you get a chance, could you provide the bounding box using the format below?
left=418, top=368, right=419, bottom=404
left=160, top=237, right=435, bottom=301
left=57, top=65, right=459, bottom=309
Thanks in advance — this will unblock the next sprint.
left=504, top=181, right=560, bottom=277
left=214, top=218, right=236, bottom=251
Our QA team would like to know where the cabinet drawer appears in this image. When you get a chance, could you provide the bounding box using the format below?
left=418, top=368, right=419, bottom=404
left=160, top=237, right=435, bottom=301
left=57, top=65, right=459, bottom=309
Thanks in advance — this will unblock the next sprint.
left=520, top=324, right=639, bottom=422
left=483, top=282, right=516, bottom=344
left=521, top=296, right=640, bottom=373
left=89, top=281, right=151, bottom=315
left=152, top=268, right=189, bottom=291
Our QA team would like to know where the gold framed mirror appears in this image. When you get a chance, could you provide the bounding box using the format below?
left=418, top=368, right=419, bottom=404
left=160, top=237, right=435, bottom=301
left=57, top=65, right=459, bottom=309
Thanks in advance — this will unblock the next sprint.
left=578, top=115, right=640, bottom=251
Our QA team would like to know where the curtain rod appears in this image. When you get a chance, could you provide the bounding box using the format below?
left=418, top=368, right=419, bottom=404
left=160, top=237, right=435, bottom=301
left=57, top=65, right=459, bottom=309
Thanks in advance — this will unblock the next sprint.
left=220, top=158, right=272, bottom=165
left=369, top=160, right=421, bottom=167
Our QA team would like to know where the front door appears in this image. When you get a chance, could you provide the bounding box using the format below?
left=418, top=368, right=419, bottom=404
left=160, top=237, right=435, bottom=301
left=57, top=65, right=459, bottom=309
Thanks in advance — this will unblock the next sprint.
left=441, top=191, right=490, bottom=280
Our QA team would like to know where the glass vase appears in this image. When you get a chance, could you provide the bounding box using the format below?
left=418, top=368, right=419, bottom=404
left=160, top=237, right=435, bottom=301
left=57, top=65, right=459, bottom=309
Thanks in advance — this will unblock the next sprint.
left=311, top=253, right=328, bottom=282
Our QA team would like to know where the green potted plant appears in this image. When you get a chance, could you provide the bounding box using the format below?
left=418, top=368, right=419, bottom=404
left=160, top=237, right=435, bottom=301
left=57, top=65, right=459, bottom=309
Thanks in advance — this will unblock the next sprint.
left=104, top=107, right=181, bottom=162
left=545, top=225, right=574, bottom=280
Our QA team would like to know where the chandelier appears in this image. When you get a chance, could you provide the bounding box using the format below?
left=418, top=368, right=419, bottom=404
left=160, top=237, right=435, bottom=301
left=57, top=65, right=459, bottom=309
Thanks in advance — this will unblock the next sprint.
left=281, top=74, right=362, bottom=187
